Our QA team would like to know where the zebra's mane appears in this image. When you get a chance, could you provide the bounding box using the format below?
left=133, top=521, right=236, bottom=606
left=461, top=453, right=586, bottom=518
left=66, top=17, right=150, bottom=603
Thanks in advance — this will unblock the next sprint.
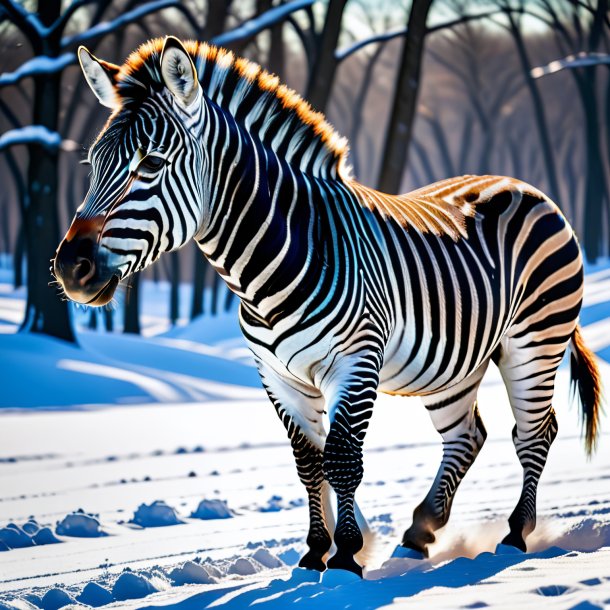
left=116, top=38, right=349, bottom=181
left=114, top=41, right=545, bottom=241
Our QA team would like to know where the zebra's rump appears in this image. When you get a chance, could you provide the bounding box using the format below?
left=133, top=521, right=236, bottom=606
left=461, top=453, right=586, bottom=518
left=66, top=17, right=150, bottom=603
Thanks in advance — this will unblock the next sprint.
left=376, top=177, right=583, bottom=397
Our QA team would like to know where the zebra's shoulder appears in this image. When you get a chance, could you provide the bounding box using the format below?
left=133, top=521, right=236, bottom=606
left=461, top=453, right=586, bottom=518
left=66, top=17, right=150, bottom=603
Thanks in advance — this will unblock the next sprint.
left=348, top=175, right=554, bottom=241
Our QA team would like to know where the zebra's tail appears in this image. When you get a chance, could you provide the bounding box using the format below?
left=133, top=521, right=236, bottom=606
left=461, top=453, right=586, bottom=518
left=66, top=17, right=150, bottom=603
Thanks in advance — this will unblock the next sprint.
left=570, top=325, right=603, bottom=457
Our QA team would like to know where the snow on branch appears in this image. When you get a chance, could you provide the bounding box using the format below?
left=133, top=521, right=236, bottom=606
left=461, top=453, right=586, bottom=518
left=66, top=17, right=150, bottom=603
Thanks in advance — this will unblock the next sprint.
left=61, top=0, right=181, bottom=49
left=0, top=53, right=76, bottom=87
left=531, top=52, right=610, bottom=78
left=211, top=0, right=315, bottom=47
left=335, top=28, right=407, bottom=62
left=335, top=10, right=500, bottom=64
left=0, top=126, right=78, bottom=153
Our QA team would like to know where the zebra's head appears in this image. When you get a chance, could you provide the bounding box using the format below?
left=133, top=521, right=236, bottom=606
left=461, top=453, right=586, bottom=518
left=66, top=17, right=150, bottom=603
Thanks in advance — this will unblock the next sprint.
left=54, top=37, right=203, bottom=306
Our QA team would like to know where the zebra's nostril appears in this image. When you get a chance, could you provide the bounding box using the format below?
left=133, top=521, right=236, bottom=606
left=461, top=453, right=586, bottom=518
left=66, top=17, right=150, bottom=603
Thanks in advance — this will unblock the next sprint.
left=74, top=257, right=96, bottom=286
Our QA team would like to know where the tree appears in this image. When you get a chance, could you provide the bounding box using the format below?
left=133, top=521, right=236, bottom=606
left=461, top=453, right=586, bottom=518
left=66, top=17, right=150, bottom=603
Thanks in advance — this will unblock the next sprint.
left=0, top=0, right=317, bottom=339
left=0, top=0, right=200, bottom=342
left=305, top=0, right=349, bottom=112
left=377, top=0, right=433, bottom=193
left=532, top=0, right=609, bottom=260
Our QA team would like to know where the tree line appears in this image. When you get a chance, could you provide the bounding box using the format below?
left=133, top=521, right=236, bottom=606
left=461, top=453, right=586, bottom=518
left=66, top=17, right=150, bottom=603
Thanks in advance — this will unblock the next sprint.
left=0, top=0, right=608, bottom=342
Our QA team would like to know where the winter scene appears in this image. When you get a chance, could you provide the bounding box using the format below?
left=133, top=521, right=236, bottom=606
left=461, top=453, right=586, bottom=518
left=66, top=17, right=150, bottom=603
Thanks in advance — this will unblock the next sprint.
left=0, top=1, right=609, bottom=609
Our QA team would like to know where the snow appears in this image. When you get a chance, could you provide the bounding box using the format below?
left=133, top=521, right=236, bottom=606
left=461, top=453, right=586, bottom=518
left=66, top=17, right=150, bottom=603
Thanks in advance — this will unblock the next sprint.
left=191, top=499, right=233, bottom=520
left=0, top=54, right=75, bottom=87
left=0, top=263, right=609, bottom=609
left=212, top=0, right=316, bottom=47
left=0, top=521, right=60, bottom=550
left=0, top=126, right=61, bottom=153
left=131, top=501, right=184, bottom=527
left=111, top=571, right=160, bottom=601
left=55, top=510, right=106, bottom=538
left=531, top=52, right=610, bottom=78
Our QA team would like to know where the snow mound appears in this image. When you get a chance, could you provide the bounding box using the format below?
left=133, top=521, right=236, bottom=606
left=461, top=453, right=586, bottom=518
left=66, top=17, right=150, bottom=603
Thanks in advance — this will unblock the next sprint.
left=55, top=510, right=105, bottom=538
left=76, top=582, right=113, bottom=607
left=131, top=501, right=183, bottom=527
left=0, top=520, right=61, bottom=550
left=191, top=499, right=233, bottom=520
left=251, top=548, right=284, bottom=569
left=169, top=561, right=217, bottom=585
left=0, top=524, right=33, bottom=549
left=112, top=571, right=159, bottom=601
left=227, top=557, right=263, bottom=576
left=259, top=495, right=284, bottom=512
left=278, top=547, right=301, bottom=566
left=39, top=588, right=76, bottom=610
left=555, top=518, right=610, bottom=551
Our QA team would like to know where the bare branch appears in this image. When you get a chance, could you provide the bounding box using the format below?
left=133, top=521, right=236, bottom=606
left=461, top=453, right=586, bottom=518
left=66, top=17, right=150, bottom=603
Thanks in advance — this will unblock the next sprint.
left=531, top=52, right=610, bottom=78
left=61, top=0, right=180, bottom=50
left=0, top=53, right=75, bottom=88
left=336, top=10, right=504, bottom=64
left=0, top=126, right=60, bottom=152
left=425, top=10, right=504, bottom=34
left=211, top=0, right=315, bottom=47
left=50, top=0, right=99, bottom=38
left=0, top=0, right=43, bottom=51
left=336, top=27, right=407, bottom=63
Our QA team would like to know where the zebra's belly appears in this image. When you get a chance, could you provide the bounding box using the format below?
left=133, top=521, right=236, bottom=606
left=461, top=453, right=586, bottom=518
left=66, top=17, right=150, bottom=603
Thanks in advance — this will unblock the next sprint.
left=378, top=318, right=491, bottom=396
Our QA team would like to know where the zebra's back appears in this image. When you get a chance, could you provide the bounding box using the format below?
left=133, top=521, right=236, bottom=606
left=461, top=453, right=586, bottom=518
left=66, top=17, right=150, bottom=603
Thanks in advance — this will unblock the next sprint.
left=364, top=175, right=583, bottom=397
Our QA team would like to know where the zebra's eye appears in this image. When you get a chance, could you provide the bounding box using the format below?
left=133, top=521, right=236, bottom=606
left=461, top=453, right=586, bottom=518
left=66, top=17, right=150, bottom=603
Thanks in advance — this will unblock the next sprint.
left=138, top=155, right=166, bottom=174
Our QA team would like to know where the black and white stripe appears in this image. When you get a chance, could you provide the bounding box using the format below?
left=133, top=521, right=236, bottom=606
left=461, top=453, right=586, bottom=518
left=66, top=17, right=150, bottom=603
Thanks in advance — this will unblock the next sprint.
left=63, top=37, right=600, bottom=575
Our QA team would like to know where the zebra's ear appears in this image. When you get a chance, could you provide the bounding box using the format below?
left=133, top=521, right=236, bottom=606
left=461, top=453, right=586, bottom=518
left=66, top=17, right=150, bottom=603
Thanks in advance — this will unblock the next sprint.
left=78, top=47, right=121, bottom=110
left=160, top=36, right=199, bottom=107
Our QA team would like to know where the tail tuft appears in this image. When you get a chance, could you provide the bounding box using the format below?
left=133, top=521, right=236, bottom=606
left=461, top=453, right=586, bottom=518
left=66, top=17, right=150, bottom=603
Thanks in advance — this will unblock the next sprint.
left=570, top=325, right=603, bottom=457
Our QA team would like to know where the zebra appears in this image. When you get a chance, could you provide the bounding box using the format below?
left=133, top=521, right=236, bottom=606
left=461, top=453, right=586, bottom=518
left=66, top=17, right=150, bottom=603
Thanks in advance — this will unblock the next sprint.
left=53, top=36, right=602, bottom=577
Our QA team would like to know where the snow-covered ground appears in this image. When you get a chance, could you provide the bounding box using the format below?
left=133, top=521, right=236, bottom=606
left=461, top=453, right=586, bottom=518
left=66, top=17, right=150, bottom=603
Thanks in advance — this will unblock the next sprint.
left=1, top=263, right=610, bottom=609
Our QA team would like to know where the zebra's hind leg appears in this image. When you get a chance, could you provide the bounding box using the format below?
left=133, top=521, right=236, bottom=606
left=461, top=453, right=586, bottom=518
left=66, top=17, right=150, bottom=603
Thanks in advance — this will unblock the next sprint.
left=399, top=364, right=489, bottom=557
left=497, top=344, right=564, bottom=552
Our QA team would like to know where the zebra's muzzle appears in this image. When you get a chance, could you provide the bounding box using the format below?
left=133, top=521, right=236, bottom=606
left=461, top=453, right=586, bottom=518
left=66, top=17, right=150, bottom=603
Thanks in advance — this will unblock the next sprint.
left=85, top=274, right=120, bottom=306
left=54, top=218, right=120, bottom=306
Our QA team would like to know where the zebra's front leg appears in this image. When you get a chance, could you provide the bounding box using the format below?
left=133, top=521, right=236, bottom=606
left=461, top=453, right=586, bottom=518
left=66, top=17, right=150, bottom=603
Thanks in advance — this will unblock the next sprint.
left=400, top=366, right=488, bottom=558
left=256, top=361, right=331, bottom=571
left=290, top=432, right=333, bottom=571
left=322, top=351, right=381, bottom=576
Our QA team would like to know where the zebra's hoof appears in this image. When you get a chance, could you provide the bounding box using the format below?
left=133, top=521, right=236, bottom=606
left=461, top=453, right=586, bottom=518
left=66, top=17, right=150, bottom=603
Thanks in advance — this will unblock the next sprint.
left=326, top=553, right=363, bottom=578
left=391, top=544, right=426, bottom=560
left=500, top=532, right=527, bottom=552
left=322, top=568, right=362, bottom=586
left=298, top=551, right=326, bottom=572
left=495, top=542, right=525, bottom=555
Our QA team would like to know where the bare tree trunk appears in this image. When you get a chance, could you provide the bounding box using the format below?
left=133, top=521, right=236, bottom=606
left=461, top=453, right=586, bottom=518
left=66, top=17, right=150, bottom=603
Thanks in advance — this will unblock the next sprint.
left=350, top=43, right=385, bottom=178
left=203, top=0, right=232, bottom=40
left=305, top=0, right=348, bottom=112
left=255, top=0, right=285, bottom=77
left=123, top=272, right=141, bottom=334
left=170, top=250, right=180, bottom=326
left=13, top=223, right=25, bottom=289
left=20, top=1, right=74, bottom=341
left=191, top=244, right=205, bottom=320
left=377, top=0, right=433, bottom=194
left=505, top=11, right=560, bottom=202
